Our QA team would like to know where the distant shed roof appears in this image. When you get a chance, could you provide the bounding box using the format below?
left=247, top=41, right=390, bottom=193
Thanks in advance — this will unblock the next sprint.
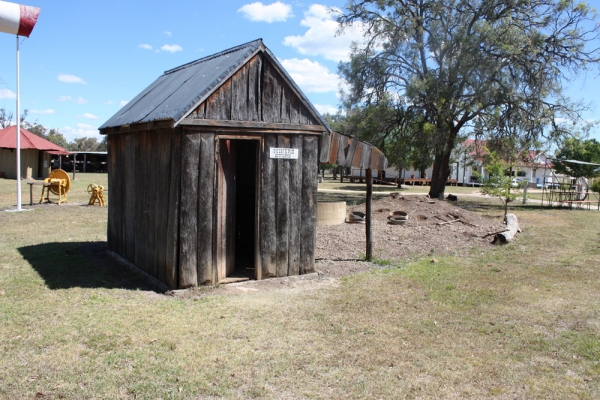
left=100, top=39, right=329, bottom=131
left=0, top=125, right=69, bottom=154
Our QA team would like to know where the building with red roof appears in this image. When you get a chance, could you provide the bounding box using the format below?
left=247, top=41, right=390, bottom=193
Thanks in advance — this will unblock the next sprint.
left=0, top=125, right=69, bottom=179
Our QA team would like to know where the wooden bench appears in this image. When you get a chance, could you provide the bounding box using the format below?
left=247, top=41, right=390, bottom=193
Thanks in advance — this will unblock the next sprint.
left=566, top=200, right=600, bottom=210
left=27, top=181, right=51, bottom=205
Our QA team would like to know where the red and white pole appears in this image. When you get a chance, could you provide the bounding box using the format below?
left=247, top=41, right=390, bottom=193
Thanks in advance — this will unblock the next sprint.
left=0, top=1, right=40, bottom=211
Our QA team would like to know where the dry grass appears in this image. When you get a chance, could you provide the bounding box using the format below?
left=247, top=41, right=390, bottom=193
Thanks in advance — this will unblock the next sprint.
left=0, top=176, right=599, bottom=399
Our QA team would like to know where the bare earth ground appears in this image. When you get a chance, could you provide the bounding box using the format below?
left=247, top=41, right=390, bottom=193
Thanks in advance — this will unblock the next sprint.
left=176, top=193, right=507, bottom=297
left=317, top=193, right=506, bottom=266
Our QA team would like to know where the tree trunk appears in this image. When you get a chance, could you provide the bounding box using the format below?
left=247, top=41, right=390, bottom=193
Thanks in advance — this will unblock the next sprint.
left=429, top=151, right=451, bottom=198
left=429, top=127, right=458, bottom=199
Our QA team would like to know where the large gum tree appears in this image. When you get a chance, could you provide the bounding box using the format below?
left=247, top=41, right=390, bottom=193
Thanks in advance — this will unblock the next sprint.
left=337, top=0, right=600, bottom=198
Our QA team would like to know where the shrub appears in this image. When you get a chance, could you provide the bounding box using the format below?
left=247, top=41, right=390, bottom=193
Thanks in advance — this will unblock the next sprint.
left=591, top=179, right=600, bottom=194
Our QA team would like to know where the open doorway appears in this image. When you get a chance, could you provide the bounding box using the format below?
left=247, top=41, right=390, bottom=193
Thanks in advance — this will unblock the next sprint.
left=216, top=138, right=258, bottom=282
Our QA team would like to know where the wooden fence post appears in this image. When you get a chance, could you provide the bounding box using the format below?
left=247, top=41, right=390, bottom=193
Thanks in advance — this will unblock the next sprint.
left=366, top=168, right=372, bottom=261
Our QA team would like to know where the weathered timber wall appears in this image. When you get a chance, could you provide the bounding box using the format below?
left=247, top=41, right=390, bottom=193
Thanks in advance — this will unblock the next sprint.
left=188, top=54, right=318, bottom=126
left=107, top=128, right=181, bottom=286
left=108, top=128, right=318, bottom=289
left=259, top=133, right=317, bottom=278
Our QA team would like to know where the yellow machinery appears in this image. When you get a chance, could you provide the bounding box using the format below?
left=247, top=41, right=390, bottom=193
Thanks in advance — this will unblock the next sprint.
left=39, top=169, right=70, bottom=205
left=87, top=183, right=106, bottom=207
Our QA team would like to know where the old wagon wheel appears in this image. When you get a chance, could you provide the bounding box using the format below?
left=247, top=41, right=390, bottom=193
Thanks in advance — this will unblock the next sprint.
left=48, top=169, right=70, bottom=196
left=87, top=183, right=98, bottom=195
left=576, top=177, right=589, bottom=201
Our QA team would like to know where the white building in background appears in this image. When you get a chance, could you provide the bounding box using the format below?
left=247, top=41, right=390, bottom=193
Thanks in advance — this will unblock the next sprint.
left=348, top=139, right=560, bottom=186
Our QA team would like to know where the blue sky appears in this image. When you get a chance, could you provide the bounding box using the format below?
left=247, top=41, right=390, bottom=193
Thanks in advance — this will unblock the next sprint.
left=0, top=0, right=599, bottom=143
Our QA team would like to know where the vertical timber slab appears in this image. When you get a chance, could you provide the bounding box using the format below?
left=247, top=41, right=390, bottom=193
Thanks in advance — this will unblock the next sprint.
left=148, top=130, right=160, bottom=277
left=276, top=135, right=290, bottom=277
left=198, top=134, right=215, bottom=285
left=165, top=131, right=181, bottom=289
left=288, top=135, right=302, bottom=276
left=124, top=134, right=136, bottom=263
left=259, top=134, right=277, bottom=278
left=262, top=60, right=282, bottom=123
left=216, top=139, right=237, bottom=283
left=319, top=131, right=331, bottom=164
left=231, top=64, right=248, bottom=121
left=336, top=134, right=349, bottom=166
left=179, top=133, right=201, bottom=288
left=289, top=93, right=300, bottom=124
left=205, top=80, right=232, bottom=120
left=328, top=132, right=340, bottom=164
left=106, top=135, right=115, bottom=252
left=155, top=130, right=172, bottom=281
left=300, top=136, right=318, bottom=274
left=281, top=84, right=292, bottom=123
left=247, top=55, right=261, bottom=122
left=107, top=135, right=120, bottom=254
left=133, top=131, right=146, bottom=271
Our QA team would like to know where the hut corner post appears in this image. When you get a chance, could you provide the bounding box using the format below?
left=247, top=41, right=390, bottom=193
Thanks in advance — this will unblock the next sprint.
left=366, top=168, right=373, bottom=261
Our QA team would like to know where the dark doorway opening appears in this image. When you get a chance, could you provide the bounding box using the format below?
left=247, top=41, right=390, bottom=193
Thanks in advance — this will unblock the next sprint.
left=233, top=140, right=257, bottom=278
left=217, top=138, right=258, bottom=282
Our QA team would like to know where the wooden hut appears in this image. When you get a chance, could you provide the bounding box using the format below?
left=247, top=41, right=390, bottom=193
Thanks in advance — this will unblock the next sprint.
left=100, top=39, right=386, bottom=289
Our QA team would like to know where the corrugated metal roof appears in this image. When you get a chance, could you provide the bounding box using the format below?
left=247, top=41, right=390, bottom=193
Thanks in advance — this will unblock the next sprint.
left=100, top=39, right=265, bottom=130
left=101, top=38, right=333, bottom=132
left=0, top=125, right=69, bottom=153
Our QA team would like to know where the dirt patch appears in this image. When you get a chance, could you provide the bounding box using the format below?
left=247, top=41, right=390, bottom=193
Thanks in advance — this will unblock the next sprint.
left=316, top=194, right=506, bottom=264
left=169, top=194, right=507, bottom=298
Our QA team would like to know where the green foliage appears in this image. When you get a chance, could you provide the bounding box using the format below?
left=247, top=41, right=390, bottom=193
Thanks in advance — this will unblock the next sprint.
left=324, top=95, right=432, bottom=174
left=478, top=149, right=525, bottom=218
left=337, top=0, right=600, bottom=198
left=591, top=179, right=600, bottom=194
left=553, top=137, right=600, bottom=178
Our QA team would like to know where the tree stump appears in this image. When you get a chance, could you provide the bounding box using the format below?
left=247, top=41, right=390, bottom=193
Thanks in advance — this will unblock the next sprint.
left=493, top=214, right=519, bottom=244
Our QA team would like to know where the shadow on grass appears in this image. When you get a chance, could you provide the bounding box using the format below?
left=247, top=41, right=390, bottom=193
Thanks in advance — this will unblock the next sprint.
left=18, top=241, right=160, bottom=292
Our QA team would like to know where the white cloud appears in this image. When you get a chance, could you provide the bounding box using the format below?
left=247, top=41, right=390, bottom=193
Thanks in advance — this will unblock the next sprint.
left=280, top=58, right=339, bottom=93
left=238, top=2, right=293, bottom=23
left=82, top=113, right=100, bottom=119
left=314, top=104, right=339, bottom=115
left=57, top=95, right=72, bottom=102
left=61, top=123, right=100, bottom=140
left=103, top=100, right=114, bottom=105
left=58, top=74, right=87, bottom=84
left=138, top=43, right=152, bottom=50
left=0, top=89, right=16, bottom=100
left=283, top=4, right=364, bottom=62
left=164, top=31, right=172, bottom=37
left=76, top=96, right=88, bottom=104
left=160, top=44, right=183, bottom=53
left=119, top=100, right=129, bottom=107
left=30, top=109, right=55, bottom=115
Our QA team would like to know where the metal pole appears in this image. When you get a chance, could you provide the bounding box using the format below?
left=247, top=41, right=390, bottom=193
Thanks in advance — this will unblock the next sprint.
left=16, top=35, right=21, bottom=210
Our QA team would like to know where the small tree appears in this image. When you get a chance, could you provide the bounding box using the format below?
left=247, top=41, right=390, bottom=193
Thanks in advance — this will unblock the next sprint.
left=478, top=150, right=526, bottom=219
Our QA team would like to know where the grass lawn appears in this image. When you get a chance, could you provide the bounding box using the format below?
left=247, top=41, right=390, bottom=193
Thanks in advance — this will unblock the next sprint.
left=0, top=174, right=599, bottom=398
